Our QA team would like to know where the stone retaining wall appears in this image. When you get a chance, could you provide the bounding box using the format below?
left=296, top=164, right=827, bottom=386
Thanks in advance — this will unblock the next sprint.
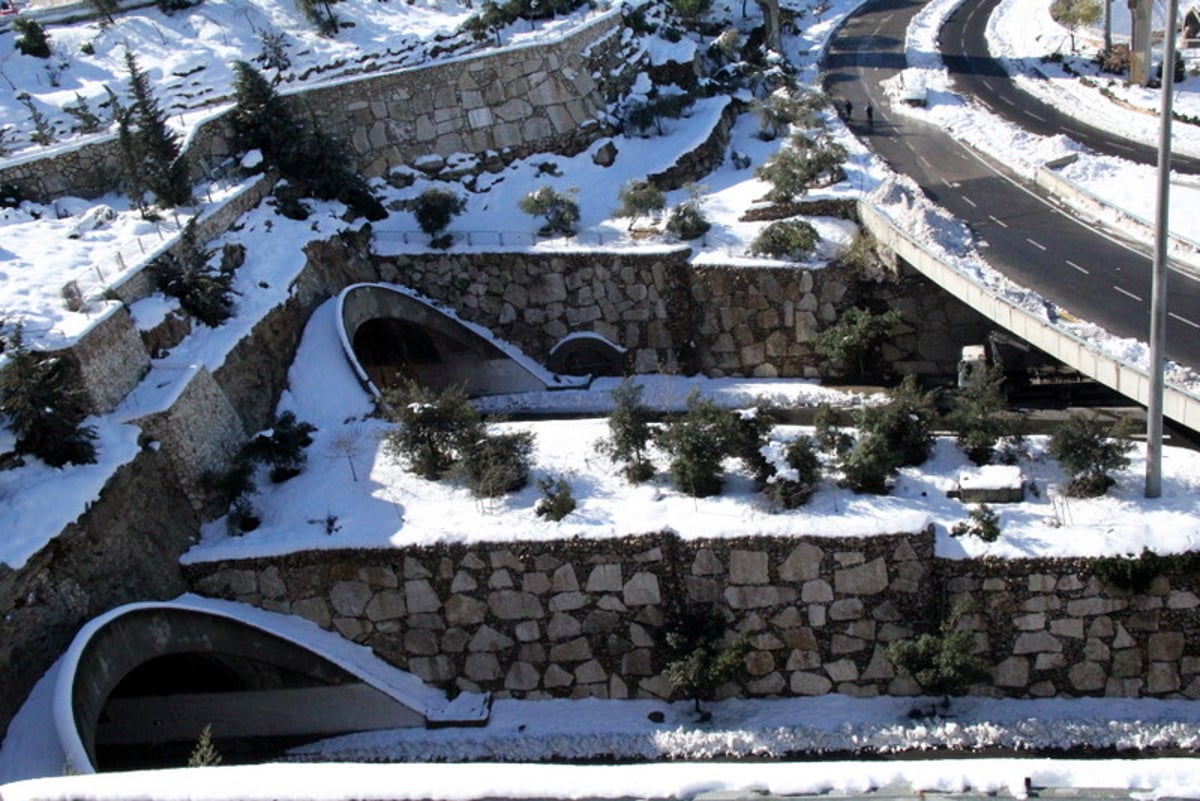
left=184, top=533, right=1200, bottom=701
left=375, top=250, right=993, bottom=378
left=185, top=530, right=936, bottom=700
left=940, top=558, right=1200, bottom=699
left=0, top=13, right=628, bottom=202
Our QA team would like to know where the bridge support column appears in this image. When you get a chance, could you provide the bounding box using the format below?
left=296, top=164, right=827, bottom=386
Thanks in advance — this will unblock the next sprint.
left=1128, top=0, right=1154, bottom=86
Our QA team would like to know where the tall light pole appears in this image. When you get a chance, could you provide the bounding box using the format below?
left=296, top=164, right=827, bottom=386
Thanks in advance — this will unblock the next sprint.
left=1147, top=0, right=1179, bottom=498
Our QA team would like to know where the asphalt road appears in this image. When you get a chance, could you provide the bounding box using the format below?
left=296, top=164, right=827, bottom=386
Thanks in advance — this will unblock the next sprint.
left=823, top=0, right=1200, bottom=374
left=940, top=0, right=1200, bottom=173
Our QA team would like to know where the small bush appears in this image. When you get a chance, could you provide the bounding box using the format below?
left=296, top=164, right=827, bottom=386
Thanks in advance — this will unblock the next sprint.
left=534, top=475, right=576, bottom=521
left=755, top=133, right=847, bottom=203
left=950, top=504, right=1001, bottom=542
left=519, top=186, right=580, bottom=236
left=381, top=382, right=484, bottom=480
left=63, top=93, right=104, bottom=134
left=597, top=379, right=657, bottom=483
left=764, top=435, right=822, bottom=509
left=1048, top=412, right=1134, bottom=497
left=661, top=605, right=749, bottom=714
left=748, top=219, right=818, bottom=259
left=656, top=393, right=736, bottom=498
left=727, top=407, right=774, bottom=485
left=1096, top=43, right=1131, bottom=75
left=667, top=0, right=713, bottom=24
left=413, top=188, right=467, bottom=245
left=1091, top=548, right=1200, bottom=593
left=813, top=403, right=853, bottom=456
left=887, top=601, right=990, bottom=701
left=665, top=198, right=711, bottom=241
left=13, top=18, right=52, bottom=59
left=837, top=432, right=894, bottom=494
left=460, top=430, right=535, bottom=498
left=613, top=179, right=665, bottom=230
left=860, top=377, right=936, bottom=468
left=243, top=411, right=317, bottom=483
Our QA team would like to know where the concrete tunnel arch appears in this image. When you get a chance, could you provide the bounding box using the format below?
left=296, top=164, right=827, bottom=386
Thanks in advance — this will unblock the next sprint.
left=54, top=598, right=490, bottom=773
left=336, top=283, right=587, bottom=397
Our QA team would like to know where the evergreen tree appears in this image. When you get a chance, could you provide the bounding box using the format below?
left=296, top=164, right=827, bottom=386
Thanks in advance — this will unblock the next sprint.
left=149, top=220, right=234, bottom=326
left=381, top=382, right=484, bottom=480
left=887, top=601, right=990, bottom=704
left=121, top=50, right=192, bottom=207
left=662, top=605, right=749, bottom=715
left=948, top=366, right=1011, bottom=465
left=814, top=306, right=903, bottom=380
left=1049, top=412, right=1134, bottom=497
left=13, top=17, right=52, bottom=59
left=64, top=93, right=104, bottom=134
left=597, top=379, right=656, bottom=483
left=230, top=61, right=300, bottom=164
left=655, top=392, right=736, bottom=497
left=0, top=324, right=98, bottom=468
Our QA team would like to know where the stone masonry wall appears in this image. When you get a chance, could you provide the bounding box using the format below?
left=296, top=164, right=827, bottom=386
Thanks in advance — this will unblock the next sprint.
left=0, top=14, right=627, bottom=202
left=185, top=529, right=936, bottom=700
left=941, top=558, right=1200, bottom=699
left=375, top=250, right=994, bottom=379
left=185, top=533, right=1200, bottom=702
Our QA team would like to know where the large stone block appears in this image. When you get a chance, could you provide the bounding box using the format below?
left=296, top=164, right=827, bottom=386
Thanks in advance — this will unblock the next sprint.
left=834, top=558, right=888, bottom=595
left=730, top=550, right=770, bottom=585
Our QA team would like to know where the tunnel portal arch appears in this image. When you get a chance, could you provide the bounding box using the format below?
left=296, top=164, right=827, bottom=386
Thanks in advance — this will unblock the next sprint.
left=55, top=598, right=490, bottom=773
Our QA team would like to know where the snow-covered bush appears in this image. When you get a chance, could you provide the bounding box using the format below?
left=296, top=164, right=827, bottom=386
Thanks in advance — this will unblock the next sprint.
left=460, top=430, right=535, bottom=498
left=764, top=435, right=822, bottom=509
left=755, top=133, right=847, bottom=203
left=1048, top=412, right=1134, bottom=497
left=656, top=392, right=737, bottom=497
left=950, top=504, right=1001, bottom=542
left=243, top=411, right=318, bottom=483
left=665, top=196, right=711, bottom=241
left=0, top=324, right=97, bottom=468
left=748, top=219, right=817, bottom=259
left=597, top=379, right=657, bottom=484
left=838, top=378, right=935, bottom=495
left=534, top=475, right=576, bottom=521
left=519, top=186, right=580, bottom=236
left=613, top=179, right=665, bottom=230
left=948, top=366, right=1013, bottom=466
left=413, top=188, right=467, bottom=247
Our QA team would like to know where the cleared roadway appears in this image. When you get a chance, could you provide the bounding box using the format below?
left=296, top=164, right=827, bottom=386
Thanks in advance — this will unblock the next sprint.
left=823, top=0, right=1200, bottom=374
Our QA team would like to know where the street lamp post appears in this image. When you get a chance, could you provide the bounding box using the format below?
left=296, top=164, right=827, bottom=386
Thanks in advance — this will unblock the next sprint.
left=1147, top=0, right=1179, bottom=498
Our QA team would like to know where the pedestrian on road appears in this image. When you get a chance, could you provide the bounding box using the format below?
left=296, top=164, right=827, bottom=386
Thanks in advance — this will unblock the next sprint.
left=844, top=99, right=853, bottom=120
left=865, top=103, right=874, bottom=129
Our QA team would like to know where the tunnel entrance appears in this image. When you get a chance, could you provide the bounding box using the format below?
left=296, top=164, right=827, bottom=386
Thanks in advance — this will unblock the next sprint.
left=94, top=651, right=364, bottom=770
left=337, top=284, right=556, bottom=397
left=351, top=318, right=441, bottom=391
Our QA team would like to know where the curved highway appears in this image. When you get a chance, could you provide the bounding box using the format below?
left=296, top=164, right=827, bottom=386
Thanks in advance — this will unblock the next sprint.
left=940, top=0, right=1200, bottom=173
left=823, top=0, right=1200, bottom=373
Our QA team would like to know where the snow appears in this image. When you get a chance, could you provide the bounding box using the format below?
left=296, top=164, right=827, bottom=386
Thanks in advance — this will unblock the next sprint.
left=3, top=0, right=1200, bottom=793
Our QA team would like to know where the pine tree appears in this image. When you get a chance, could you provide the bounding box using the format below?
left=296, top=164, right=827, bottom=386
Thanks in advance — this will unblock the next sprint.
left=13, top=17, right=52, bottom=58
left=662, top=606, right=749, bottom=715
left=597, top=379, right=656, bottom=483
left=887, top=601, right=990, bottom=704
left=0, top=325, right=98, bottom=468
left=230, top=61, right=300, bottom=164
left=122, top=50, right=191, bottom=207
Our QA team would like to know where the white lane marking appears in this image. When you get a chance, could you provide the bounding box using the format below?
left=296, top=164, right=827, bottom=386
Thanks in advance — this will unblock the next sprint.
left=1113, top=285, right=1143, bottom=302
left=988, top=215, right=1008, bottom=228
left=962, top=196, right=977, bottom=208
left=1027, top=238, right=1047, bottom=251
left=1066, top=259, right=1089, bottom=274
left=1169, top=311, right=1200, bottom=329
